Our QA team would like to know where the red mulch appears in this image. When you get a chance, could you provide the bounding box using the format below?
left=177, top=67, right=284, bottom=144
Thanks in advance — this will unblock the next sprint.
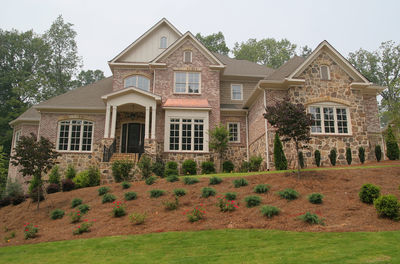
left=1, top=161, right=400, bottom=247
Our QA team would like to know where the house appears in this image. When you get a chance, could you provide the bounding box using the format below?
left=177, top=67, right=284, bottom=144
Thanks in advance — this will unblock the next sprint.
left=8, top=18, right=384, bottom=184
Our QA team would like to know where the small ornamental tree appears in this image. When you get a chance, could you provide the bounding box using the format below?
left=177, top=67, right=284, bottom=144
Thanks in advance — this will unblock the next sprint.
left=314, top=150, right=321, bottom=167
left=386, top=126, right=400, bottom=160
left=273, top=133, right=287, bottom=170
left=209, top=124, right=229, bottom=172
left=10, top=133, right=60, bottom=210
left=264, top=99, right=312, bottom=178
left=346, top=148, right=352, bottom=165
left=375, top=145, right=382, bottom=162
left=358, top=147, right=365, bottom=164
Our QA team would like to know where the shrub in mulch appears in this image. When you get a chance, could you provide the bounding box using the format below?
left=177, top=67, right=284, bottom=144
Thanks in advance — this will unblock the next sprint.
left=244, top=195, right=261, bottom=208
left=359, top=183, right=380, bottom=204
left=201, top=187, right=216, bottom=198
left=233, top=178, right=248, bottom=188
left=308, top=193, right=324, bottom=204
left=102, top=193, right=116, bottom=203
left=260, top=205, right=280, bottom=218
left=278, top=188, right=299, bottom=201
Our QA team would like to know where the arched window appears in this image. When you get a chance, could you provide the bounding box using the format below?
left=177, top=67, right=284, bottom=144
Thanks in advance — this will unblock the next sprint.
left=309, top=102, right=351, bottom=135
left=124, top=75, right=150, bottom=92
left=160, top=36, right=167, bottom=49
left=57, top=120, right=94, bottom=152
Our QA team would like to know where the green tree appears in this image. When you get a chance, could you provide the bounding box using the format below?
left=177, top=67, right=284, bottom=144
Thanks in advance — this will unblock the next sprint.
left=273, top=133, right=287, bottom=170
left=386, top=126, right=400, bottom=160
left=195, top=32, right=230, bottom=55
left=74, top=69, right=105, bottom=88
left=233, top=38, right=297, bottom=69
left=209, top=124, right=229, bottom=172
left=0, top=146, right=8, bottom=195
left=300, top=45, right=312, bottom=57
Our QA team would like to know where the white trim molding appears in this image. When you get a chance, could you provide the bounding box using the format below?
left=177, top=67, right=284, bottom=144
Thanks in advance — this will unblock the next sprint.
left=231, top=84, right=243, bottom=101
left=227, top=122, right=240, bottom=143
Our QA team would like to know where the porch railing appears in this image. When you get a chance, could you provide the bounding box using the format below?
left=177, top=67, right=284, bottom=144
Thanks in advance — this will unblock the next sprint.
left=103, top=139, right=116, bottom=162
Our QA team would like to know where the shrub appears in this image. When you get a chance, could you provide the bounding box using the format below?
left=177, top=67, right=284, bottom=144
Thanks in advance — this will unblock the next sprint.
left=240, top=161, right=250, bottom=172
left=71, top=198, right=82, bottom=208
left=151, top=160, right=165, bottom=177
left=298, top=151, right=305, bottom=169
left=98, top=186, right=110, bottom=196
left=386, top=126, right=400, bottom=160
left=74, top=168, right=100, bottom=189
left=150, top=189, right=165, bottom=198
left=145, top=176, right=157, bottom=185
left=346, top=148, right=352, bottom=165
left=70, top=210, right=83, bottom=223
left=121, top=181, right=131, bottom=189
left=182, top=160, right=197, bottom=175
left=260, top=205, right=280, bottom=218
left=173, top=188, right=187, bottom=197
left=23, top=223, right=38, bottom=239
left=375, top=145, right=382, bottom=162
left=124, top=191, right=137, bottom=201
left=184, top=205, right=206, bottom=222
left=4, top=180, right=25, bottom=205
left=278, top=188, right=299, bottom=200
left=216, top=196, right=238, bottom=212
left=112, top=201, right=126, bottom=217
left=359, top=183, right=380, bottom=204
left=201, top=187, right=216, bottom=198
left=254, top=184, right=270, bottom=194
left=183, top=177, right=199, bottom=185
left=233, top=178, right=248, bottom=188
left=165, top=161, right=178, bottom=177
left=374, top=194, right=400, bottom=220
left=50, top=209, right=65, bottom=220
left=46, top=183, right=60, bottom=194
left=166, top=175, right=179, bottom=183
left=224, top=192, right=237, bottom=200
left=329, top=149, right=337, bottom=166
left=274, top=133, right=287, bottom=170
left=73, top=222, right=93, bottom=235
left=112, top=160, right=134, bottom=182
left=298, top=212, right=324, bottom=225
left=77, top=204, right=90, bottom=214
left=65, top=164, right=76, bottom=180
left=314, top=150, right=321, bottom=167
left=48, top=165, right=61, bottom=185
left=249, top=156, right=263, bottom=172
left=209, top=176, right=222, bottom=185
left=129, top=213, right=146, bottom=225
left=62, top=179, right=75, bottom=192
left=102, top=193, right=116, bottom=203
left=163, top=196, right=179, bottom=211
left=201, top=161, right=216, bottom=174
left=358, top=147, right=365, bottom=164
left=138, top=155, right=152, bottom=179
left=244, top=195, right=261, bottom=207
left=222, top=160, right=234, bottom=173
left=308, top=193, right=324, bottom=204
left=88, top=166, right=100, bottom=186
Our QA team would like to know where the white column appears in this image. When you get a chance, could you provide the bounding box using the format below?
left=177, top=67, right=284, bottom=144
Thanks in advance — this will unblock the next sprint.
left=104, top=104, right=111, bottom=138
left=145, top=106, right=150, bottom=139
left=151, top=105, right=156, bottom=139
left=110, top=105, right=117, bottom=139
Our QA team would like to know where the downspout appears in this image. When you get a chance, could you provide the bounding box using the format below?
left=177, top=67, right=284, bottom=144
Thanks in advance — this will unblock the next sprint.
left=246, top=111, right=249, bottom=162
left=263, top=89, right=270, bottom=171
left=153, top=68, right=156, bottom=93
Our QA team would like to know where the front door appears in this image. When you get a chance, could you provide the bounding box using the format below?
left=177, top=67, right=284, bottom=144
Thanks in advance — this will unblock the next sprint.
left=121, top=123, right=145, bottom=153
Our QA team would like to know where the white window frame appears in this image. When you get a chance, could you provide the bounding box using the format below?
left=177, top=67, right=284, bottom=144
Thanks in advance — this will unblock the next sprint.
left=56, top=120, right=94, bottom=153
left=320, top=65, right=330, bottom=80
left=231, top=84, right=243, bottom=101
left=227, top=122, right=240, bottom=143
left=183, top=50, right=192, bottom=63
left=173, top=72, right=201, bottom=94
left=160, top=36, right=167, bottom=49
left=164, top=109, right=209, bottom=152
left=124, top=75, right=150, bottom=92
left=308, top=102, right=352, bottom=136
left=14, top=129, right=21, bottom=148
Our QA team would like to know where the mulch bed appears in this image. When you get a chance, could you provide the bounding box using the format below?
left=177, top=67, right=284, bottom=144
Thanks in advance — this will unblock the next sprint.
left=1, top=161, right=400, bottom=247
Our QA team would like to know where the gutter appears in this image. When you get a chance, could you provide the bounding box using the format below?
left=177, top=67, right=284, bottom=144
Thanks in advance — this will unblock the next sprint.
left=263, top=89, right=270, bottom=171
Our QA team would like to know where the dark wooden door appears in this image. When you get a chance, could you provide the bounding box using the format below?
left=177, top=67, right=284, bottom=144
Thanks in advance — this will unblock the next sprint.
left=121, top=123, right=145, bottom=153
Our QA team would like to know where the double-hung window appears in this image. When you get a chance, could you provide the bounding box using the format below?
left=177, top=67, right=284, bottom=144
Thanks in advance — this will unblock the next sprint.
left=309, top=104, right=350, bottom=135
left=168, top=118, right=204, bottom=151
left=231, top=84, right=243, bottom=100
left=58, top=120, right=94, bottom=152
left=174, top=72, right=200, bottom=94
left=228, top=122, right=240, bottom=142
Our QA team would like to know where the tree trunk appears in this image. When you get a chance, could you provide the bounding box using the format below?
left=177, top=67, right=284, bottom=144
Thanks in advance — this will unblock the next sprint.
left=295, top=141, right=300, bottom=179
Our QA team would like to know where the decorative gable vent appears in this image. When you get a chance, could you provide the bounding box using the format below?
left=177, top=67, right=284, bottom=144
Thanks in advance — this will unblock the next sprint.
left=320, top=65, right=330, bottom=80
left=184, top=51, right=192, bottom=63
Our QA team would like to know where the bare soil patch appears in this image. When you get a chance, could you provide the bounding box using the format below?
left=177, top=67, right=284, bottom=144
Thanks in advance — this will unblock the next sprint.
left=1, top=161, right=400, bottom=247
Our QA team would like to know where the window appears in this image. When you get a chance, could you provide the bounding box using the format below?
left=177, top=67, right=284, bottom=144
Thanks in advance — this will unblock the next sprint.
left=320, top=65, right=330, bottom=80
left=174, top=72, right=200, bottom=94
left=124, top=75, right=150, bottom=92
left=168, top=118, right=204, bottom=151
left=309, top=104, right=350, bottom=134
left=231, top=84, right=243, bottom=100
left=184, top=51, right=192, bottom=63
left=14, top=130, right=21, bottom=148
left=160, top=36, right=167, bottom=49
left=58, top=120, right=94, bottom=152
left=228, top=123, right=240, bottom=142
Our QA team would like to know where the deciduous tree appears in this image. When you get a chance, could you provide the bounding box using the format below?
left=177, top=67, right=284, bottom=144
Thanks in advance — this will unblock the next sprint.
left=195, top=32, right=230, bottom=55
left=209, top=124, right=229, bottom=172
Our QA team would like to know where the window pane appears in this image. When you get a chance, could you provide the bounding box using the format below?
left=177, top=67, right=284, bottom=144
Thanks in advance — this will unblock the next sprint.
left=323, top=107, right=335, bottom=133
left=169, top=119, right=180, bottom=150
left=58, top=120, right=93, bottom=152
left=228, top=123, right=239, bottom=142
left=336, top=108, right=348, bottom=134
left=70, top=124, right=81, bottom=151
left=137, top=76, right=150, bottom=91
left=182, top=122, right=192, bottom=151
left=124, top=76, right=137, bottom=88
left=188, top=73, right=199, bottom=93
left=310, top=107, right=322, bottom=133
left=194, top=122, right=204, bottom=151
left=175, top=73, right=187, bottom=93
left=184, top=51, right=192, bottom=63
left=58, top=123, right=69, bottom=150
left=231, top=85, right=242, bottom=100
left=160, top=37, right=167, bottom=49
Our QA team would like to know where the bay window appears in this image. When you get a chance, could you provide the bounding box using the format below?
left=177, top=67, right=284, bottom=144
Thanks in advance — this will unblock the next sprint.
left=309, top=104, right=350, bottom=135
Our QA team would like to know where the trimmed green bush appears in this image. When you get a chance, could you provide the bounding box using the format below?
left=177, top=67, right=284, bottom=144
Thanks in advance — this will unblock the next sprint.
left=98, top=186, right=110, bottom=196
left=386, top=126, right=400, bottom=160
left=274, top=133, right=287, bottom=170
left=138, top=155, right=152, bottom=179
left=298, top=212, right=324, bottom=225
left=182, top=160, right=197, bottom=175
left=278, top=188, right=299, bottom=200
left=201, top=161, right=216, bottom=174
left=329, top=149, right=337, bottom=166
left=374, top=194, right=400, bottom=220
left=165, top=161, right=178, bottom=177
left=209, top=176, right=222, bottom=185
left=112, top=160, right=134, bottom=182
left=166, top=175, right=179, bottom=183
left=375, top=145, right=382, bottom=162
left=151, top=160, right=165, bottom=177
left=346, top=148, right=352, bottom=165
left=233, top=178, right=248, bottom=188
left=65, top=165, right=76, bottom=180
left=124, top=191, right=137, bottom=201
left=314, top=150, right=321, bottom=167
left=173, top=188, right=186, bottom=197
left=308, top=193, right=324, bottom=204
left=359, top=183, right=380, bottom=204
left=358, top=147, right=365, bottom=164
left=244, top=195, right=261, bottom=207
left=50, top=209, right=65, bottom=220
left=260, top=205, right=280, bottom=218
left=240, top=161, right=250, bottom=172
left=145, top=176, right=157, bottom=185
left=77, top=204, right=90, bottom=214
left=222, top=161, right=234, bottom=173
left=149, top=189, right=165, bottom=198
left=183, top=177, right=199, bottom=185
left=74, top=166, right=100, bottom=188
left=254, top=184, right=270, bottom=194
left=71, top=198, right=82, bottom=208
left=48, top=165, right=60, bottom=185
left=102, top=193, right=116, bottom=203
left=201, top=187, right=216, bottom=198
left=298, top=151, right=305, bottom=169
left=249, top=156, right=263, bottom=172
left=121, top=181, right=131, bottom=189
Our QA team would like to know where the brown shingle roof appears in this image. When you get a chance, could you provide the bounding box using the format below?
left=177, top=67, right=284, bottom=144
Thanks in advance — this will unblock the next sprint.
left=213, top=53, right=274, bottom=77
left=9, top=107, right=41, bottom=125
left=264, top=56, right=306, bottom=80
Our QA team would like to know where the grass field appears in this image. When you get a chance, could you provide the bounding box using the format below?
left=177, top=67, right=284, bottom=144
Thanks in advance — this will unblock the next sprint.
left=1, top=229, right=399, bottom=263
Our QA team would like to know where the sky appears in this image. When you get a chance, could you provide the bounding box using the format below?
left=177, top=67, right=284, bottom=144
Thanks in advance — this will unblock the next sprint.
left=1, top=0, right=400, bottom=76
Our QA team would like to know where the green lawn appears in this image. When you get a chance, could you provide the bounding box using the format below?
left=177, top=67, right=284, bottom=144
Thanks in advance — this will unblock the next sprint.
left=1, top=229, right=399, bottom=263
